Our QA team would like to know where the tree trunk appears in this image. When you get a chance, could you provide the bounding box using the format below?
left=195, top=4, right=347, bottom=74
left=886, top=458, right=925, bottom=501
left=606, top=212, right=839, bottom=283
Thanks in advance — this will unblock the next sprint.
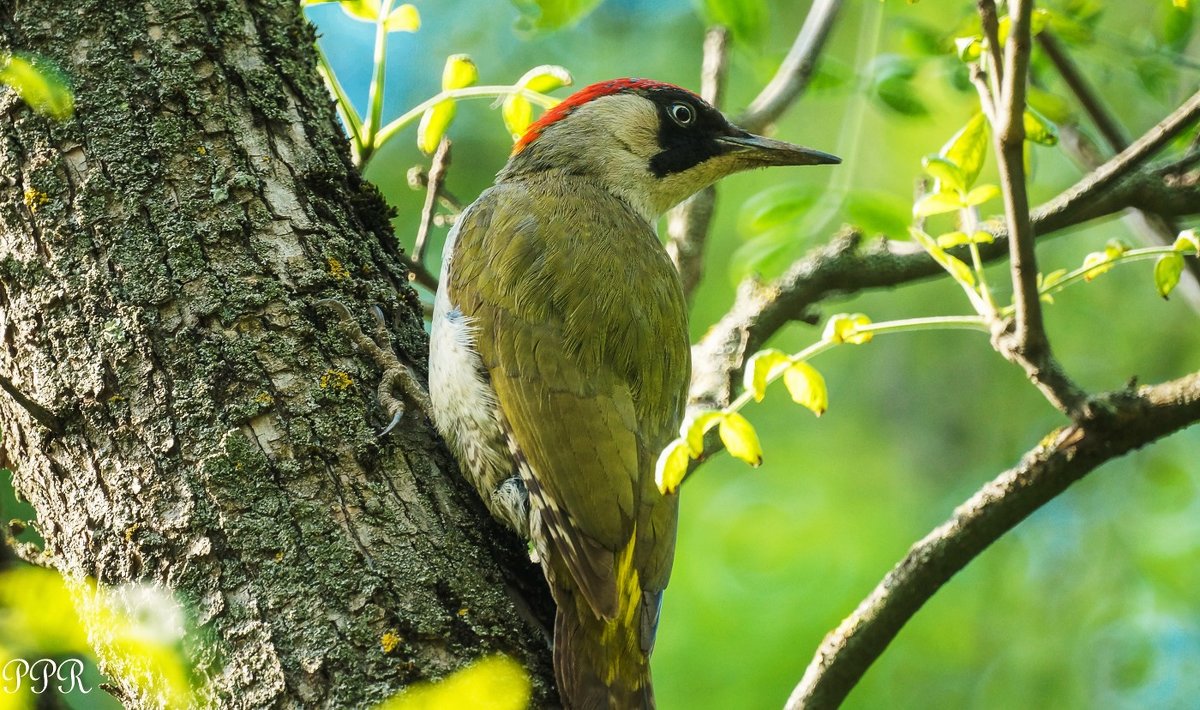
left=0, top=1, right=555, bottom=706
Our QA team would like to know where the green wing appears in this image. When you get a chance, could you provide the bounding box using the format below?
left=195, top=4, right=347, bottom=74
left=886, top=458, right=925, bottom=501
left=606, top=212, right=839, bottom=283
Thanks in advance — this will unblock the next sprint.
left=446, top=176, right=689, bottom=622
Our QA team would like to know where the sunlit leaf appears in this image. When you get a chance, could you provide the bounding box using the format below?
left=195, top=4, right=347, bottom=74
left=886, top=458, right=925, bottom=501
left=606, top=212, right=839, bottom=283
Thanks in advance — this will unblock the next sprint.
left=1154, top=253, right=1185, bottom=299
left=378, top=655, right=531, bottom=710
left=963, top=183, right=1001, bottom=207
left=417, top=101, right=455, bottom=154
left=442, top=54, right=478, bottom=91
left=0, top=567, right=90, bottom=654
left=655, top=439, right=692, bottom=494
left=338, top=0, right=380, bottom=22
left=940, top=112, right=989, bottom=189
left=1161, top=0, right=1195, bottom=51
left=502, top=95, right=533, bottom=140
left=679, top=410, right=723, bottom=458
left=0, top=54, right=74, bottom=120
left=922, top=156, right=966, bottom=193
left=823, top=313, right=874, bottom=345
left=938, top=230, right=995, bottom=248
left=1081, top=251, right=1114, bottom=281
left=1174, top=229, right=1199, bottom=254
left=783, top=362, right=828, bottom=416
left=1038, top=268, right=1069, bottom=303
left=502, top=65, right=572, bottom=139
left=511, top=0, right=604, bottom=33
left=955, top=35, right=983, bottom=61
left=718, top=413, right=763, bottom=467
left=910, top=227, right=976, bottom=286
left=520, top=64, right=573, bottom=93
left=1023, top=107, right=1059, bottom=146
left=913, top=190, right=964, bottom=217
left=384, top=4, right=420, bottom=32
left=744, top=349, right=790, bottom=402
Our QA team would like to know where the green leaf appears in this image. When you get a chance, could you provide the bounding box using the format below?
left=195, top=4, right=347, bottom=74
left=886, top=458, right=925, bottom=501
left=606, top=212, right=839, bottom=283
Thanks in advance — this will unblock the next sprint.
left=954, top=35, right=983, bottom=62
left=910, top=227, right=976, bottom=286
left=0, top=54, right=74, bottom=120
left=1023, top=107, right=1059, bottom=146
left=519, top=64, right=573, bottom=94
left=844, top=190, right=911, bottom=238
left=1080, top=250, right=1115, bottom=281
left=922, top=156, right=966, bottom=194
left=378, top=655, right=530, bottom=710
left=940, top=112, right=989, bottom=189
left=738, top=184, right=819, bottom=235
left=730, top=227, right=798, bottom=282
left=511, top=0, right=604, bottom=33
left=870, top=54, right=927, bottom=117
left=697, top=0, right=768, bottom=46
left=1038, top=268, right=1069, bottom=303
left=823, top=313, right=874, bottom=345
left=679, top=410, right=723, bottom=458
left=417, top=101, right=455, bottom=154
left=1161, top=1, right=1195, bottom=51
left=743, top=349, right=790, bottom=403
left=384, top=3, right=421, bottom=32
left=654, top=439, right=692, bottom=494
left=502, top=95, right=532, bottom=140
left=962, top=183, right=1001, bottom=207
left=913, top=190, right=964, bottom=217
left=783, top=362, right=828, bottom=417
left=339, top=0, right=380, bottom=22
left=718, top=413, right=763, bottom=467
left=1174, top=229, right=1199, bottom=254
left=1027, top=86, right=1073, bottom=125
left=1154, top=253, right=1185, bottom=299
left=442, top=54, right=478, bottom=91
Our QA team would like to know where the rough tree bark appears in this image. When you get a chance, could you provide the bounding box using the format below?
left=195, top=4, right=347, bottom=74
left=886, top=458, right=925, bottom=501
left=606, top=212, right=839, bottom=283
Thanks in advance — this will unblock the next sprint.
left=0, top=1, right=555, bottom=706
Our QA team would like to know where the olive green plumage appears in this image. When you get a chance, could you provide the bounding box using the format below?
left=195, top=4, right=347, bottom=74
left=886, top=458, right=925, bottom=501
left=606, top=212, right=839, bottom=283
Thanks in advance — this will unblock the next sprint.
left=444, top=174, right=688, bottom=706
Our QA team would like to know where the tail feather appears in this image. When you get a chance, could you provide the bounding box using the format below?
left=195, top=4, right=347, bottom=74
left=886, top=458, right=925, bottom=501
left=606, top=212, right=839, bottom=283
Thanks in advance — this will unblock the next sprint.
left=553, top=591, right=655, bottom=710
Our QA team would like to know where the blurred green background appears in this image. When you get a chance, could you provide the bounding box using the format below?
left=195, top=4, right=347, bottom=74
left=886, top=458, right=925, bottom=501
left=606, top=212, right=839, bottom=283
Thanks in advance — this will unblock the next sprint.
left=5, top=0, right=1200, bottom=707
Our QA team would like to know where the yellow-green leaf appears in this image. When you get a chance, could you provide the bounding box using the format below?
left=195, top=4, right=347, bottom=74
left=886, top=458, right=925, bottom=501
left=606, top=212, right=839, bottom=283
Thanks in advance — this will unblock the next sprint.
left=679, top=410, right=723, bottom=458
left=743, top=348, right=790, bottom=402
left=378, top=655, right=531, bottom=710
left=442, top=54, right=478, bottom=91
left=913, top=190, right=964, bottom=217
left=384, top=3, right=420, bottom=32
left=1038, top=268, right=1068, bottom=303
left=0, top=54, right=73, bottom=120
left=655, top=439, right=692, bottom=494
left=922, top=156, right=965, bottom=193
left=1105, top=238, right=1130, bottom=258
left=940, top=112, right=989, bottom=189
left=1023, top=107, right=1058, bottom=146
left=910, top=227, right=976, bottom=286
left=718, top=412, right=762, bottom=467
left=1081, top=250, right=1114, bottom=281
left=1155, top=253, right=1185, bottom=299
left=936, top=231, right=970, bottom=249
left=417, top=101, right=455, bottom=154
left=823, top=313, right=874, bottom=345
left=518, top=64, right=573, bottom=94
left=338, top=0, right=380, bottom=22
left=1173, top=229, right=1199, bottom=254
left=502, top=94, right=533, bottom=140
left=955, top=35, right=982, bottom=61
left=783, top=362, right=828, bottom=416
left=962, top=183, right=1001, bottom=207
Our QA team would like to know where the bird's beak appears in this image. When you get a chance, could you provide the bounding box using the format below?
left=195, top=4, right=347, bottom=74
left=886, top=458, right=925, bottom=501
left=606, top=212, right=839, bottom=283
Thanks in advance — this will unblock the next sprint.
left=717, top=133, right=841, bottom=167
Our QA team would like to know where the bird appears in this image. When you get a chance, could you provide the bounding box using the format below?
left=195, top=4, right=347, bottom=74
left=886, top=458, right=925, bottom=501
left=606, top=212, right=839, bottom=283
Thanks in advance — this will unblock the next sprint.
left=428, top=77, right=838, bottom=709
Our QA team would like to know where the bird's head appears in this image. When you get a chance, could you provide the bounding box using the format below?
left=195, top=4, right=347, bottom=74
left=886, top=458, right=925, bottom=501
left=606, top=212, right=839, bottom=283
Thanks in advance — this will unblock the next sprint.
left=499, top=78, right=840, bottom=223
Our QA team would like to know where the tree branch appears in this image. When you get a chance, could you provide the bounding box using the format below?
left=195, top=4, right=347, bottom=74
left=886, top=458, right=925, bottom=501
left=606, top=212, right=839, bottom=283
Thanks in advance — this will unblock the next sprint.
left=784, top=370, right=1200, bottom=709
left=988, top=0, right=1086, bottom=415
left=0, top=374, right=62, bottom=434
left=737, top=0, right=845, bottom=134
left=667, top=26, right=730, bottom=303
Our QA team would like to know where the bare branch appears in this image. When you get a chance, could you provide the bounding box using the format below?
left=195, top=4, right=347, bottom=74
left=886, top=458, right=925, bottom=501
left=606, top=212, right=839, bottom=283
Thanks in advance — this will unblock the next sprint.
left=976, top=0, right=1004, bottom=98
left=667, top=26, right=730, bottom=303
left=737, top=0, right=845, bottom=134
left=413, top=137, right=452, bottom=265
left=784, top=370, right=1200, bottom=709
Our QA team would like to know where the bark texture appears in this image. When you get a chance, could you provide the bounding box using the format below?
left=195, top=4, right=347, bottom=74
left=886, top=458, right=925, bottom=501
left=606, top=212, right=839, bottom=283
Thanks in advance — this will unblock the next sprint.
left=0, top=1, right=554, bottom=706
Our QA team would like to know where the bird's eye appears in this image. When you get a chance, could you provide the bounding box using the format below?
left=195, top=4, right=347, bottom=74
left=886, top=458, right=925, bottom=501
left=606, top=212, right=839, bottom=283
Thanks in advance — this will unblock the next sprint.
left=668, top=102, right=695, bottom=127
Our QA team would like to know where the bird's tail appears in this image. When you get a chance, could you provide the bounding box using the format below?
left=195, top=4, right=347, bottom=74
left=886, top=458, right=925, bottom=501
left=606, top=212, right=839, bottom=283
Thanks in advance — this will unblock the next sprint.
left=552, top=588, right=655, bottom=710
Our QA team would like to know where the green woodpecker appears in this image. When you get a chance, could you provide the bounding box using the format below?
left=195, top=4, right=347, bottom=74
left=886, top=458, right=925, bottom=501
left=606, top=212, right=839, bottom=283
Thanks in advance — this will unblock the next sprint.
left=429, top=78, right=838, bottom=708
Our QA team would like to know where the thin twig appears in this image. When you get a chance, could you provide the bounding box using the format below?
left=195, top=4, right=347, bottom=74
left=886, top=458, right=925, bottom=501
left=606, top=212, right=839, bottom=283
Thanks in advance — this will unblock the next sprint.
left=413, top=138, right=452, bottom=265
left=976, top=0, right=1005, bottom=99
left=1038, top=31, right=1200, bottom=310
left=737, top=0, right=845, bottom=134
left=990, top=0, right=1086, bottom=415
left=407, top=258, right=439, bottom=293
left=784, top=370, right=1200, bottom=709
left=667, top=26, right=730, bottom=303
